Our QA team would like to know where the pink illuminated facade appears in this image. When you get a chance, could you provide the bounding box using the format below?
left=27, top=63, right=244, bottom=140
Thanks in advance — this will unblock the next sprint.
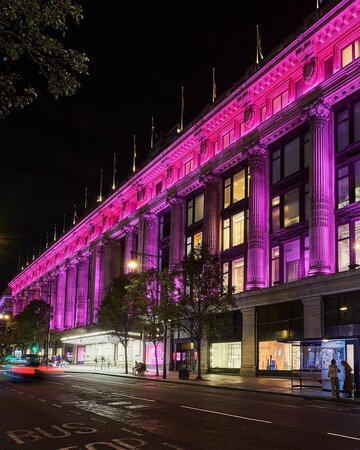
left=8, top=0, right=360, bottom=382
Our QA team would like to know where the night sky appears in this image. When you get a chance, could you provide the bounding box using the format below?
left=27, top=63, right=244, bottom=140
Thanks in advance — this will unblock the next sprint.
left=0, top=0, right=320, bottom=291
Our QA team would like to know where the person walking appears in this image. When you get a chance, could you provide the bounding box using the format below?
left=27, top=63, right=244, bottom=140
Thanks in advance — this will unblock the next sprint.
left=328, top=359, right=340, bottom=398
left=341, top=360, right=355, bottom=398
left=101, top=356, right=105, bottom=370
left=94, top=357, right=98, bottom=370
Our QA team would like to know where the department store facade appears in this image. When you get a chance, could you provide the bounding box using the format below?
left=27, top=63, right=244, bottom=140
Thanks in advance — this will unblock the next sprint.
left=9, top=0, right=360, bottom=383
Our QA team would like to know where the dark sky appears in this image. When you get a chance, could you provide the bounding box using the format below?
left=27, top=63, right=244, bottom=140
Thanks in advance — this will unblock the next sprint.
left=0, top=0, right=320, bottom=291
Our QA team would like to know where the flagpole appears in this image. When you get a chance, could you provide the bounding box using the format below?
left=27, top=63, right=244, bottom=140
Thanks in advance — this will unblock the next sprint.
left=112, top=153, right=116, bottom=190
left=180, top=86, right=184, bottom=131
left=256, top=25, right=259, bottom=64
left=151, top=116, right=154, bottom=149
left=73, top=204, right=77, bottom=225
left=97, top=169, right=103, bottom=202
left=63, top=214, right=66, bottom=233
left=132, top=134, right=137, bottom=173
left=316, top=0, right=319, bottom=9
left=212, top=67, right=216, bottom=103
left=54, top=224, right=57, bottom=242
left=84, top=187, right=88, bottom=209
left=46, top=231, right=49, bottom=249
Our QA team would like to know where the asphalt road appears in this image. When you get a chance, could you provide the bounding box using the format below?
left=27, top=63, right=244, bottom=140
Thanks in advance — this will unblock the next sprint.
left=0, top=371, right=359, bottom=450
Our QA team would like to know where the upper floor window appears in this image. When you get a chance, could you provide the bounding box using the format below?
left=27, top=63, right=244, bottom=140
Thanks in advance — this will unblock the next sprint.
left=187, top=194, right=204, bottom=226
left=271, top=237, right=309, bottom=285
left=214, top=140, right=218, bottom=154
left=223, top=169, right=249, bottom=208
left=223, top=257, right=245, bottom=294
left=337, top=221, right=360, bottom=272
left=184, top=159, right=194, bottom=175
left=336, top=102, right=360, bottom=152
left=222, top=211, right=246, bottom=251
left=341, top=39, right=360, bottom=68
left=273, top=90, right=289, bottom=115
left=260, top=105, right=267, bottom=123
left=271, top=132, right=310, bottom=184
left=324, top=56, right=333, bottom=79
left=186, top=231, right=203, bottom=255
left=337, top=160, right=360, bottom=209
left=222, top=128, right=235, bottom=149
left=155, top=181, right=162, bottom=195
left=272, top=188, right=301, bottom=232
left=159, top=212, right=171, bottom=240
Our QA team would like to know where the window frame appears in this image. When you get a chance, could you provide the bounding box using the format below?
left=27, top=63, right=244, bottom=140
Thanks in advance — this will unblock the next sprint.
left=223, top=167, right=250, bottom=209
left=222, top=210, right=247, bottom=251
left=186, top=193, right=204, bottom=227
left=335, top=100, right=360, bottom=153
left=222, top=256, right=246, bottom=294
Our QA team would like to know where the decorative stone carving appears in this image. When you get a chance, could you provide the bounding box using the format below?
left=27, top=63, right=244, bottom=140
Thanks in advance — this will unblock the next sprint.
left=167, top=193, right=183, bottom=208
left=303, top=57, right=317, bottom=85
left=123, top=223, right=138, bottom=236
left=302, top=97, right=330, bottom=124
left=247, top=142, right=266, bottom=168
left=143, top=212, right=157, bottom=230
left=244, top=105, right=255, bottom=128
left=200, top=170, right=220, bottom=186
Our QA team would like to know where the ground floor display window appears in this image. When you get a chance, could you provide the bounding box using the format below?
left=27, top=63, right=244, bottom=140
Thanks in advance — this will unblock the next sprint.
left=145, top=342, right=164, bottom=367
left=210, top=342, right=241, bottom=369
left=258, top=341, right=297, bottom=371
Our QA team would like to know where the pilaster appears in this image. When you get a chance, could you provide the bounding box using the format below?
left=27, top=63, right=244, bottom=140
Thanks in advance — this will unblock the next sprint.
left=65, top=264, right=77, bottom=328
left=302, top=296, right=323, bottom=339
left=240, top=307, right=257, bottom=376
left=143, top=212, right=158, bottom=270
left=200, top=171, right=220, bottom=254
left=167, top=194, right=184, bottom=268
left=124, top=224, right=138, bottom=273
left=55, top=266, right=67, bottom=330
left=75, top=255, right=89, bottom=327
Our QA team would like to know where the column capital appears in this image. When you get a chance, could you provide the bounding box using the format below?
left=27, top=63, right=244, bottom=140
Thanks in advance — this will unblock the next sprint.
left=247, top=142, right=267, bottom=168
left=167, top=193, right=184, bottom=207
left=303, top=97, right=331, bottom=123
left=123, top=223, right=138, bottom=236
left=143, top=212, right=157, bottom=230
left=200, top=170, right=220, bottom=186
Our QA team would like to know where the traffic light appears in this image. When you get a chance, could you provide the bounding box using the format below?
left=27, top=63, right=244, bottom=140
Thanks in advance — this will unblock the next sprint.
left=30, top=342, right=40, bottom=354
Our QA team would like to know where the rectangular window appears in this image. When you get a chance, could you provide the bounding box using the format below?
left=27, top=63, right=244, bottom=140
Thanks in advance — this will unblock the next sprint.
left=284, top=239, right=300, bottom=282
left=187, top=199, right=194, bottom=226
left=271, top=149, right=281, bottom=184
left=295, top=79, right=304, bottom=99
left=223, top=262, right=229, bottom=291
left=284, top=189, right=299, bottom=227
left=232, top=257, right=244, bottom=293
left=223, top=218, right=230, bottom=251
left=354, top=102, right=360, bottom=143
left=324, top=57, right=333, bottom=78
left=194, top=194, right=204, bottom=223
left=193, top=231, right=203, bottom=249
left=224, top=178, right=231, bottom=209
left=232, top=211, right=245, bottom=247
left=186, top=236, right=192, bottom=256
left=273, top=90, right=289, bottom=114
left=337, top=166, right=349, bottom=209
left=184, top=159, right=194, bottom=175
left=273, top=95, right=282, bottom=115
left=223, top=128, right=235, bottom=149
left=338, top=224, right=350, bottom=272
left=342, top=39, right=360, bottom=68
left=336, top=109, right=350, bottom=151
left=355, top=221, right=360, bottom=266
left=271, top=247, right=280, bottom=286
left=271, top=196, right=280, bottom=232
left=355, top=160, right=360, bottom=202
left=284, top=137, right=300, bottom=178
left=155, top=181, right=162, bottom=195
left=214, top=140, right=218, bottom=154
left=261, top=105, right=267, bottom=123
left=223, top=169, right=247, bottom=208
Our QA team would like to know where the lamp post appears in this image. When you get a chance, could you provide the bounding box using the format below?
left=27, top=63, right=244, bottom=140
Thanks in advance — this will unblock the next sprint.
left=0, top=313, right=10, bottom=358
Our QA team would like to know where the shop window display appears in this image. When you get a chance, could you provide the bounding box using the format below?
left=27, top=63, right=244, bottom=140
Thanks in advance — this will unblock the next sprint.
left=210, top=342, right=241, bottom=369
left=258, top=341, right=293, bottom=371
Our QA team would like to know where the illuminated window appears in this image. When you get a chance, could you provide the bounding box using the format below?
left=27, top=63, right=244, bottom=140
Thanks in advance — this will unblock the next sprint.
left=223, top=169, right=248, bottom=208
left=222, top=128, right=235, bottom=149
left=184, top=159, right=194, bottom=175
left=223, top=218, right=230, bottom=250
left=272, top=90, right=289, bottom=114
left=232, top=211, right=245, bottom=246
left=284, top=239, right=300, bottom=282
left=337, top=166, right=349, bottom=209
left=341, top=39, right=360, bottom=68
left=186, top=231, right=203, bottom=255
left=222, top=262, right=229, bottom=290
left=258, top=341, right=293, bottom=371
left=355, top=221, right=360, bottom=265
left=193, top=231, right=203, bottom=248
left=232, top=257, right=244, bottom=293
left=338, top=224, right=350, bottom=272
left=271, top=196, right=280, bottom=232
left=284, top=189, right=299, bottom=227
left=271, top=247, right=280, bottom=286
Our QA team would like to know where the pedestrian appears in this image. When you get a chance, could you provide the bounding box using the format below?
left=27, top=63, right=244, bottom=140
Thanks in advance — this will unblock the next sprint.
left=107, top=358, right=111, bottom=370
left=341, top=360, right=355, bottom=398
left=133, top=361, right=138, bottom=375
left=328, top=359, right=340, bottom=398
left=94, top=357, right=98, bottom=370
left=101, top=356, right=105, bottom=370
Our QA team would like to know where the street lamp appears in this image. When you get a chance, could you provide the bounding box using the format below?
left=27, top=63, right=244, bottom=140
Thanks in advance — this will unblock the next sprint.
left=0, top=314, right=10, bottom=321
left=128, top=250, right=158, bottom=271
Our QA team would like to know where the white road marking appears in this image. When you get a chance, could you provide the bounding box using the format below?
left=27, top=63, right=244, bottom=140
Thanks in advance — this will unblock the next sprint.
left=180, top=405, right=272, bottom=424
left=163, top=443, right=185, bottom=450
left=111, top=393, right=155, bottom=403
left=27, top=395, right=34, bottom=398
left=108, top=401, right=132, bottom=406
left=327, top=433, right=360, bottom=441
left=121, top=428, right=143, bottom=436
left=91, top=417, right=106, bottom=423
left=10, top=389, right=16, bottom=392
left=69, top=410, right=82, bottom=415
left=18, top=391, right=25, bottom=394
left=125, top=405, right=150, bottom=410
left=47, top=380, right=63, bottom=385
left=38, top=399, right=46, bottom=402
left=52, top=403, right=62, bottom=408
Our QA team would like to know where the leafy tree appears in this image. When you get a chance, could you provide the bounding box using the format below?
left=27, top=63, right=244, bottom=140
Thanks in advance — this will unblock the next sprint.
left=0, top=316, right=14, bottom=356
left=98, top=274, right=144, bottom=374
left=11, top=299, right=52, bottom=352
left=0, top=0, right=89, bottom=118
left=175, top=245, right=235, bottom=380
left=128, top=269, right=178, bottom=378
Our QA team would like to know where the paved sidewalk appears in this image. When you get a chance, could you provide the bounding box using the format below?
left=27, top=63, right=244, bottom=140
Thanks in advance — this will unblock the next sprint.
left=65, top=364, right=360, bottom=405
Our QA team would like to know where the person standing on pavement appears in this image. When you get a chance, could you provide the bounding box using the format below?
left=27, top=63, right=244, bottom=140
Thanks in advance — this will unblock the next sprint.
left=328, top=359, right=340, bottom=398
left=341, top=360, right=354, bottom=398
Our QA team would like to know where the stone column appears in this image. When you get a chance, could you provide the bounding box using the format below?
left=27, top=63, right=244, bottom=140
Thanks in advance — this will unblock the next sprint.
left=124, top=224, right=138, bottom=273
left=246, top=143, right=268, bottom=289
left=240, top=307, right=257, bottom=376
left=64, top=264, right=77, bottom=329
left=89, top=242, right=105, bottom=323
left=49, top=275, right=57, bottom=329
left=167, top=194, right=184, bottom=269
left=305, top=98, right=334, bottom=275
left=200, top=171, right=220, bottom=254
left=143, top=212, right=158, bottom=270
left=75, top=255, right=89, bottom=327
left=55, top=267, right=67, bottom=330
left=302, top=296, right=322, bottom=339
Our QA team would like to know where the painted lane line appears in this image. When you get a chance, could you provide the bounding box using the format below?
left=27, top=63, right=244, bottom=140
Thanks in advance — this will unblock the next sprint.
left=38, top=399, right=46, bottom=402
left=10, top=388, right=16, bottom=392
left=125, top=405, right=150, bottom=410
left=91, top=417, right=106, bottom=423
left=18, top=391, right=25, bottom=394
left=111, top=393, right=155, bottom=403
left=52, top=403, right=62, bottom=408
left=163, top=443, right=185, bottom=450
left=327, top=433, right=360, bottom=441
left=47, top=380, right=63, bottom=385
left=180, top=406, right=272, bottom=424
left=27, top=395, right=34, bottom=398
left=69, top=410, right=82, bottom=415
left=121, top=428, right=143, bottom=436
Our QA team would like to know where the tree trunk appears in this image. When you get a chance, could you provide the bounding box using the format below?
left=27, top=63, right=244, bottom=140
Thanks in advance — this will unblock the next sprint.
left=155, top=342, right=159, bottom=376
left=162, top=323, right=167, bottom=379
left=124, top=338, right=128, bottom=374
left=197, top=344, right=202, bottom=380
